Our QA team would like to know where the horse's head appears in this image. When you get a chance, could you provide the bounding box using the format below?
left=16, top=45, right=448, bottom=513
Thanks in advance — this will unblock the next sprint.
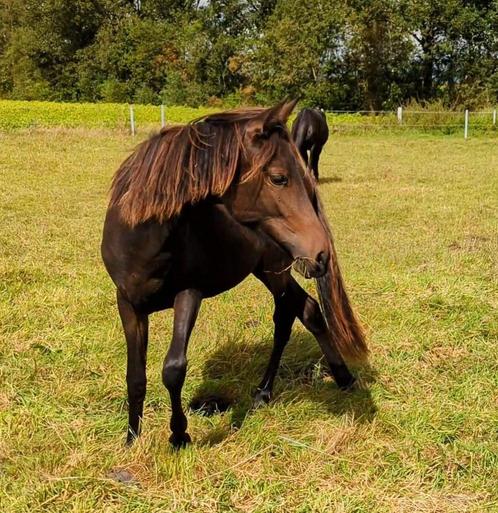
left=228, top=100, right=330, bottom=278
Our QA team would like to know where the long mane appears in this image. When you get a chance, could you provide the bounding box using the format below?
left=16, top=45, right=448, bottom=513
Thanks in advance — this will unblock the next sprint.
left=109, top=107, right=281, bottom=226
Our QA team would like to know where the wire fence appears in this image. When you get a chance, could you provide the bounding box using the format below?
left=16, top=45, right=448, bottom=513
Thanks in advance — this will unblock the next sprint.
left=127, top=105, right=498, bottom=138
left=324, top=108, right=497, bottom=137
left=0, top=100, right=496, bottom=137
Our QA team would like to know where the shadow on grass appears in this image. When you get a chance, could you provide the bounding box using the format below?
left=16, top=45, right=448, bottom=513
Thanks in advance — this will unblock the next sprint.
left=318, top=175, right=343, bottom=184
left=189, top=332, right=377, bottom=446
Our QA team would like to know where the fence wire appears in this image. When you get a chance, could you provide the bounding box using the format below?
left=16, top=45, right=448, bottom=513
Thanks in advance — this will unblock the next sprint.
left=325, top=108, right=497, bottom=135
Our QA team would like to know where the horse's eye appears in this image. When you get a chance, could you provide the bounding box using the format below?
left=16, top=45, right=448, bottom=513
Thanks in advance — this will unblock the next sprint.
left=269, top=174, right=288, bottom=186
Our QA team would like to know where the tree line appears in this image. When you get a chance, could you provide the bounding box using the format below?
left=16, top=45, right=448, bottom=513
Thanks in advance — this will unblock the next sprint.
left=1, top=0, right=497, bottom=110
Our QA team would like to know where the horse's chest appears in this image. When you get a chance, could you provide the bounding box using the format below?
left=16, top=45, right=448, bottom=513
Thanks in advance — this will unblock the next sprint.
left=172, top=206, right=264, bottom=296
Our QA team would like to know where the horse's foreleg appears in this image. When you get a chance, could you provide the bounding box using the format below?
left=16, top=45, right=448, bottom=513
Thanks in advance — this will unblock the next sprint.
left=254, top=294, right=296, bottom=407
left=117, top=291, right=149, bottom=445
left=288, top=279, right=356, bottom=389
left=162, top=289, right=202, bottom=448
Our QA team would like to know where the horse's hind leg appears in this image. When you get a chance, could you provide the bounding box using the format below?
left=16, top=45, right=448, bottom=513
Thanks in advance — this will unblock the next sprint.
left=310, top=144, right=322, bottom=181
left=162, top=289, right=202, bottom=448
left=117, top=291, right=149, bottom=445
left=297, top=144, right=309, bottom=168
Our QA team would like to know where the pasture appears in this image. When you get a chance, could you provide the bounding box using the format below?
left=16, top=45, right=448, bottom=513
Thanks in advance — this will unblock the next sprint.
left=0, top=129, right=497, bottom=512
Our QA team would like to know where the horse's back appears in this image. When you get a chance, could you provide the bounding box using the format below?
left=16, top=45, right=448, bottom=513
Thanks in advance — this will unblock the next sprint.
left=292, top=108, right=329, bottom=149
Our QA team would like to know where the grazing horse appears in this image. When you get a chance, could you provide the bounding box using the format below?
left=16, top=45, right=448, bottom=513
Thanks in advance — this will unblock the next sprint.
left=292, top=108, right=329, bottom=181
left=101, top=100, right=367, bottom=448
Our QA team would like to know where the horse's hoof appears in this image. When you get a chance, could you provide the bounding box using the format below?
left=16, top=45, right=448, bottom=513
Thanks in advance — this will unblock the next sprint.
left=169, top=432, right=191, bottom=449
left=330, top=364, right=357, bottom=391
left=337, top=375, right=357, bottom=391
left=125, top=430, right=138, bottom=447
left=253, top=389, right=271, bottom=409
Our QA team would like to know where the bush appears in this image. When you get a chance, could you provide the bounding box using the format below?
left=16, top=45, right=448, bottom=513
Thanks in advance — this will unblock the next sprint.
left=99, top=79, right=129, bottom=103
left=134, top=86, right=158, bottom=105
left=160, top=72, right=209, bottom=108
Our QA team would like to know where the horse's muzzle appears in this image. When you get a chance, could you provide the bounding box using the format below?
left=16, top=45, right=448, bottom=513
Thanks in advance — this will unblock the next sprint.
left=293, top=251, right=329, bottom=279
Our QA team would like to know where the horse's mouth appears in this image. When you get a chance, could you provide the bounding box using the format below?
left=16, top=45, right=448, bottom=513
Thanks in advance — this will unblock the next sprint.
left=255, top=229, right=328, bottom=279
left=292, top=257, right=327, bottom=279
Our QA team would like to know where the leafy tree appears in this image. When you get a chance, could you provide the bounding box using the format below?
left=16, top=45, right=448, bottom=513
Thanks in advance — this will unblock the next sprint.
left=246, top=0, right=349, bottom=106
left=400, top=0, right=498, bottom=106
left=0, top=0, right=496, bottom=107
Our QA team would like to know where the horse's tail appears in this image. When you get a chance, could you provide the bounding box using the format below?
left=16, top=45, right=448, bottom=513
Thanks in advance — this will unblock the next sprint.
left=291, top=111, right=302, bottom=141
left=315, top=193, right=369, bottom=362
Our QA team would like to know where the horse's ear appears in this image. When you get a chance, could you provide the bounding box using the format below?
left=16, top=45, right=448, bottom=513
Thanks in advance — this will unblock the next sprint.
left=262, top=98, right=299, bottom=130
left=246, top=99, right=299, bottom=142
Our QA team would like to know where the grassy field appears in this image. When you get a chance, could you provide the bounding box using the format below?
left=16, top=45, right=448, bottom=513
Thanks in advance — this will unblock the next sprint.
left=0, top=129, right=497, bottom=512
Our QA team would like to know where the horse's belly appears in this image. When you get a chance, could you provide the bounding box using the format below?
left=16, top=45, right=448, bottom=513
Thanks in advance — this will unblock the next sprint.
left=163, top=237, right=261, bottom=299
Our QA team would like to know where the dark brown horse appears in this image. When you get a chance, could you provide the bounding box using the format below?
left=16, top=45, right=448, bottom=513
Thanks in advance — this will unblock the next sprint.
left=101, top=100, right=367, bottom=448
left=292, top=108, right=329, bottom=181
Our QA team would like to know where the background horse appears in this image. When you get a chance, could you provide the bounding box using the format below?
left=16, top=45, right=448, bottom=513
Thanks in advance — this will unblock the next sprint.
left=101, top=100, right=367, bottom=448
left=292, top=108, right=329, bottom=181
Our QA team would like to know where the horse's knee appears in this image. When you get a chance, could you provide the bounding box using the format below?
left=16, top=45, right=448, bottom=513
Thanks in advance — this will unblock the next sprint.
left=273, top=303, right=295, bottom=343
left=162, top=358, right=187, bottom=391
left=302, top=296, right=326, bottom=334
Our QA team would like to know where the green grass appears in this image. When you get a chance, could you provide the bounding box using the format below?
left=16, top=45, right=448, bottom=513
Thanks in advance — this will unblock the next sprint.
left=0, top=129, right=497, bottom=512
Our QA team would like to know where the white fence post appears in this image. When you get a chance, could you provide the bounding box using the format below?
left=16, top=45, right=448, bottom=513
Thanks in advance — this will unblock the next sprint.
left=493, top=108, right=496, bottom=127
left=129, top=104, right=136, bottom=136
left=464, top=109, right=469, bottom=139
left=397, top=106, right=403, bottom=125
left=160, top=104, right=165, bottom=128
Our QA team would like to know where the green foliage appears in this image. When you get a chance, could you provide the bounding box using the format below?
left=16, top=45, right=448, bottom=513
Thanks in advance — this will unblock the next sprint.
left=134, top=86, right=158, bottom=105
left=1, top=99, right=496, bottom=136
left=0, top=0, right=496, bottom=108
left=0, top=100, right=217, bottom=130
left=99, top=79, right=129, bottom=104
left=160, top=71, right=209, bottom=107
left=245, top=0, right=347, bottom=104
